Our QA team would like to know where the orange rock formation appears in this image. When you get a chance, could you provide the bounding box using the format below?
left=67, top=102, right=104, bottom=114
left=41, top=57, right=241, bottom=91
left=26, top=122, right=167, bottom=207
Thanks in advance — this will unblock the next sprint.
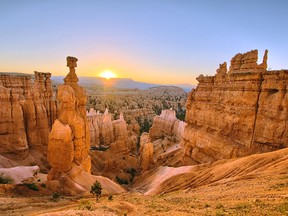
left=46, top=57, right=124, bottom=195
left=139, top=132, right=154, bottom=172
left=87, top=108, right=138, bottom=153
left=0, top=72, right=56, bottom=170
left=183, top=49, right=288, bottom=164
left=47, top=56, right=91, bottom=180
left=149, top=109, right=185, bottom=142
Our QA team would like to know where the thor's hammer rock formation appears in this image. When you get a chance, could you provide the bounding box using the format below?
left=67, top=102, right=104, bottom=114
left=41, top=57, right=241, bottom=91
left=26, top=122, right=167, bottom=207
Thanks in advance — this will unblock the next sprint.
left=48, top=56, right=91, bottom=178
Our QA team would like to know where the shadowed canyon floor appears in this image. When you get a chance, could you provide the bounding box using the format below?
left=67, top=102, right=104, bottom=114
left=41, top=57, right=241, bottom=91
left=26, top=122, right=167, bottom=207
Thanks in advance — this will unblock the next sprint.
left=1, top=148, right=288, bottom=215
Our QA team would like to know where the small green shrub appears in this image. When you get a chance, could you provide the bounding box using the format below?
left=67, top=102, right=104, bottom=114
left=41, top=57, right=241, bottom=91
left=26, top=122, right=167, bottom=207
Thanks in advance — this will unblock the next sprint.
left=24, top=183, right=39, bottom=191
left=108, top=195, right=113, bottom=201
left=116, top=176, right=128, bottom=185
left=0, top=174, right=13, bottom=184
left=215, top=209, right=225, bottom=216
left=51, top=192, right=60, bottom=202
left=127, top=167, right=137, bottom=182
left=233, top=203, right=251, bottom=213
left=78, top=199, right=94, bottom=210
left=277, top=202, right=288, bottom=214
left=216, top=203, right=224, bottom=209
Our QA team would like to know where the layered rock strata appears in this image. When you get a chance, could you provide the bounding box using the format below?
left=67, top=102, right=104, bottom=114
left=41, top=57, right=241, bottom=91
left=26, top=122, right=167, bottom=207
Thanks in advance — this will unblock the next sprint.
left=47, top=57, right=124, bottom=195
left=88, top=108, right=138, bottom=184
left=137, top=109, right=186, bottom=170
left=139, top=133, right=154, bottom=172
left=47, top=56, right=91, bottom=180
left=0, top=72, right=56, bottom=158
left=183, top=49, right=288, bottom=164
left=87, top=108, right=138, bottom=153
left=149, top=109, right=185, bottom=142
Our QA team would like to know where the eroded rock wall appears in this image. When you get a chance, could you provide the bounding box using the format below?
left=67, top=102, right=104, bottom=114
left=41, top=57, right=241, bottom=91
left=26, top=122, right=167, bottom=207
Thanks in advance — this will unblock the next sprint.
left=183, top=50, right=288, bottom=164
left=0, top=72, right=56, bottom=156
left=149, top=109, right=185, bottom=142
left=139, top=133, right=154, bottom=172
left=87, top=108, right=138, bottom=153
left=88, top=108, right=138, bottom=184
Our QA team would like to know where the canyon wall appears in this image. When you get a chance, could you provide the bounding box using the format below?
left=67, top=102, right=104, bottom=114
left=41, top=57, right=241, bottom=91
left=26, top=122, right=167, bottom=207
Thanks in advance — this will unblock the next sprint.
left=0, top=72, right=56, bottom=157
left=183, top=49, right=288, bottom=164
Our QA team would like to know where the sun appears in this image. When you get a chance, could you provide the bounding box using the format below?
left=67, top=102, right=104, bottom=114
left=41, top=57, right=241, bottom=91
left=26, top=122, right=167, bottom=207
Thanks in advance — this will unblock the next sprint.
left=99, top=70, right=117, bottom=80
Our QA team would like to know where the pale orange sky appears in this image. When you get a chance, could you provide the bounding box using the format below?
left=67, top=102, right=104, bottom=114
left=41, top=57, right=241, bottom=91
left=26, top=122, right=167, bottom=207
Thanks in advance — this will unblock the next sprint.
left=0, top=52, right=200, bottom=85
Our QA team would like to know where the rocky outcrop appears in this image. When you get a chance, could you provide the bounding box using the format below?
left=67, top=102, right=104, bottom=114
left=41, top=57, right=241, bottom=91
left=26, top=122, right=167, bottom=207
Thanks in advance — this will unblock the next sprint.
left=149, top=109, right=185, bottom=142
left=183, top=49, right=288, bottom=164
left=88, top=108, right=139, bottom=184
left=87, top=108, right=138, bottom=153
left=47, top=57, right=124, bottom=195
left=47, top=56, right=91, bottom=180
left=139, top=133, right=154, bottom=172
left=0, top=72, right=56, bottom=165
left=0, top=165, right=39, bottom=184
left=87, top=108, right=115, bottom=147
left=146, top=109, right=185, bottom=168
left=229, top=49, right=268, bottom=73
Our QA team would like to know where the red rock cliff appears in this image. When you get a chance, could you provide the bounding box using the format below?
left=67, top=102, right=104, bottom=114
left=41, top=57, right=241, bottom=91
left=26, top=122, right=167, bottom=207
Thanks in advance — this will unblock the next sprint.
left=183, top=50, right=288, bottom=164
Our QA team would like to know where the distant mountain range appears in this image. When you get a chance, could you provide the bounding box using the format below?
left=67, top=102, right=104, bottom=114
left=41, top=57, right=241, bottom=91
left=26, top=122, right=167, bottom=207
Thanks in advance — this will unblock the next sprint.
left=51, top=76, right=196, bottom=92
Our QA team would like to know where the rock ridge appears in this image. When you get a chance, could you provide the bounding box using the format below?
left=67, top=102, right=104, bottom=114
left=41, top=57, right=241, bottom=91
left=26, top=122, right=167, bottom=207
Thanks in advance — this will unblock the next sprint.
left=183, top=49, right=288, bottom=164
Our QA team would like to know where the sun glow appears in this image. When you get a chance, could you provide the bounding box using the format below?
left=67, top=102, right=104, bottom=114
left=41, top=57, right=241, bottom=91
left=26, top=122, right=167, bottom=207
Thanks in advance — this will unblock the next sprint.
left=99, top=70, right=117, bottom=80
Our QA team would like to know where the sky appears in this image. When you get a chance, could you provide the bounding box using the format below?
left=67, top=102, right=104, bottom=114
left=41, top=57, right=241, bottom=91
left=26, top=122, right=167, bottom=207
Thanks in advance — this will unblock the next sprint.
left=0, top=0, right=287, bottom=85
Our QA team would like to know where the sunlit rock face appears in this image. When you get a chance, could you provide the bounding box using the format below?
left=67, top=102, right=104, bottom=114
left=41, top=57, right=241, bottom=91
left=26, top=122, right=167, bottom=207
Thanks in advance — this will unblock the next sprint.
left=139, top=132, right=154, bottom=172
left=87, top=108, right=115, bottom=147
left=47, top=56, right=91, bottom=181
left=46, top=57, right=125, bottom=196
left=87, top=109, right=138, bottom=154
left=149, top=109, right=185, bottom=142
left=87, top=108, right=138, bottom=184
left=0, top=72, right=56, bottom=158
left=183, top=49, right=288, bottom=164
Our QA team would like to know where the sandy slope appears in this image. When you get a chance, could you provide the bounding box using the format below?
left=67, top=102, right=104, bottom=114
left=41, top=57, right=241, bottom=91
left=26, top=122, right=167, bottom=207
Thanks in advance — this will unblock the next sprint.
left=134, top=147, right=288, bottom=195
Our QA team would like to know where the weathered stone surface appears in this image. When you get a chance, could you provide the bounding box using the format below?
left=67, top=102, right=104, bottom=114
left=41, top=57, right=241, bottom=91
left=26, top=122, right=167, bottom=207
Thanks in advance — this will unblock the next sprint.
left=47, top=56, right=91, bottom=181
left=183, top=50, right=288, bottom=164
left=149, top=109, right=185, bottom=142
left=0, top=85, right=28, bottom=154
left=87, top=108, right=115, bottom=147
left=110, top=113, right=129, bottom=153
left=229, top=49, right=268, bottom=73
left=88, top=109, right=138, bottom=183
left=88, top=109, right=137, bottom=153
left=139, top=133, right=154, bottom=172
left=0, top=72, right=56, bottom=165
left=47, top=120, right=74, bottom=172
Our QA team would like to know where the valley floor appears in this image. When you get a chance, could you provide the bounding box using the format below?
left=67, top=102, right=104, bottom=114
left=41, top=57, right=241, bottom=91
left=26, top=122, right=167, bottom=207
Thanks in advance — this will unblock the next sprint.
left=1, top=169, right=288, bottom=216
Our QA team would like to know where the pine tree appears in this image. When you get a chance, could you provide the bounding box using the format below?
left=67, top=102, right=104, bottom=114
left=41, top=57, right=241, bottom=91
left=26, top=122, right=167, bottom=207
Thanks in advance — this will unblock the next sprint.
left=90, top=180, right=102, bottom=202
